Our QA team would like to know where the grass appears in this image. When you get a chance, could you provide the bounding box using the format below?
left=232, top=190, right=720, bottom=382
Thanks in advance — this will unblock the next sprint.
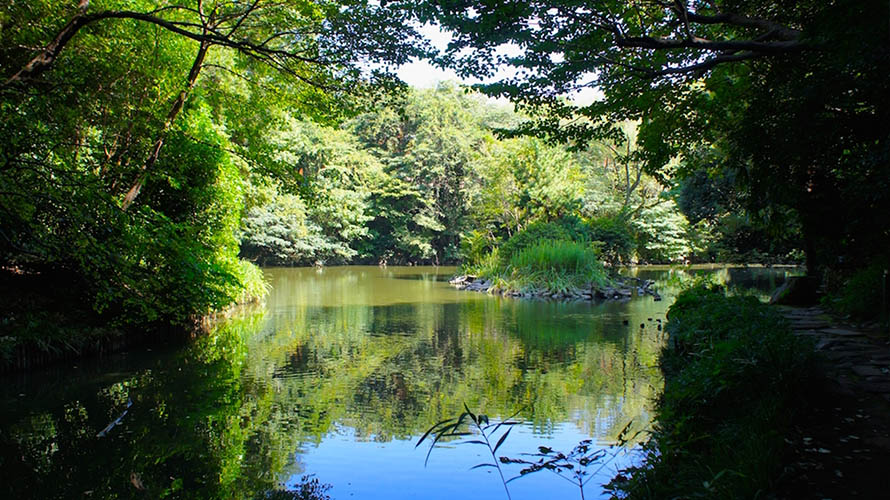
left=461, top=240, right=610, bottom=295
left=607, top=284, right=814, bottom=499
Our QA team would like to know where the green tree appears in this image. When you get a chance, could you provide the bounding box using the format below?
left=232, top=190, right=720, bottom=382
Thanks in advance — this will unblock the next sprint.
left=350, top=84, right=488, bottom=263
left=0, top=0, right=426, bottom=332
left=413, top=0, right=890, bottom=276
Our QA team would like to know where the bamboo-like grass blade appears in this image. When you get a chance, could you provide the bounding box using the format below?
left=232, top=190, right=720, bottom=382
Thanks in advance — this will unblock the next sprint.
left=416, top=418, right=454, bottom=448
left=493, top=427, right=512, bottom=454
left=470, top=463, right=498, bottom=470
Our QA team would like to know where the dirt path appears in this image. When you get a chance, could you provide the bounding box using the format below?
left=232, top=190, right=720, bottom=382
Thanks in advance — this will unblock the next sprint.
left=774, top=306, right=890, bottom=499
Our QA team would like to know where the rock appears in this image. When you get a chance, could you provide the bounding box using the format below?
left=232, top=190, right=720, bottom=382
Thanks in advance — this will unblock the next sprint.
left=861, top=382, right=890, bottom=394
left=852, top=366, right=885, bottom=378
left=821, top=328, right=865, bottom=337
left=449, top=275, right=468, bottom=285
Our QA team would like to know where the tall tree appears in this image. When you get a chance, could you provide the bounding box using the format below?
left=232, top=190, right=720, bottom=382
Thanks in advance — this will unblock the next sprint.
left=0, top=0, right=425, bottom=325
left=412, top=0, right=890, bottom=275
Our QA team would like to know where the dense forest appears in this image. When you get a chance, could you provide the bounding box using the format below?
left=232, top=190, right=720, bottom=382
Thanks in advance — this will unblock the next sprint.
left=0, top=0, right=886, bottom=350
left=2, top=1, right=890, bottom=499
left=2, top=0, right=845, bottom=336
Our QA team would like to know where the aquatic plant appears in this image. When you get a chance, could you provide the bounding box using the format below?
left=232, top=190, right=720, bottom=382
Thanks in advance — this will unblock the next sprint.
left=506, top=240, right=608, bottom=293
left=418, top=405, right=632, bottom=500
left=417, top=405, right=521, bottom=499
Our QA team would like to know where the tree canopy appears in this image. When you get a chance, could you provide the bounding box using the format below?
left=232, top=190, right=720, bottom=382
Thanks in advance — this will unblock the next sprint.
left=412, top=0, right=890, bottom=274
left=0, top=0, right=425, bottom=326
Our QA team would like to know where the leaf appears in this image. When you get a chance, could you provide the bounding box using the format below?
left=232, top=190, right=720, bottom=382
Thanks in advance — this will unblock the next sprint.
left=461, top=440, right=488, bottom=446
left=469, top=463, right=498, bottom=470
left=463, top=403, right=477, bottom=424
left=493, top=427, right=512, bottom=454
left=416, top=418, right=454, bottom=448
left=424, top=431, right=447, bottom=467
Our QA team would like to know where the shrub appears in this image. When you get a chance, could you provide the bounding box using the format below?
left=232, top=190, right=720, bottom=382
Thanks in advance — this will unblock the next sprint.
left=506, top=240, right=607, bottom=293
left=587, top=215, right=635, bottom=266
left=498, top=217, right=593, bottom=264
left=824, top=259, right=890, bottom=321
left=609, top=285, right=813, bottom=499
left=459, top=229, right=497, bottom=268
left=498, top=222, right=572, bottom=264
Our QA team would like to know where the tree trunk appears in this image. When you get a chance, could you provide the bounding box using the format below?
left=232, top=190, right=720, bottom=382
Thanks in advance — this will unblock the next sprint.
left=801, top=213, right=821, bottom=281
left=120, top=40, right=210, bottom=210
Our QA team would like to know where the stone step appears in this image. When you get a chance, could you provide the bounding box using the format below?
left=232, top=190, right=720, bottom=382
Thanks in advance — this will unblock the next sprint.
left=819, top=328, right=866, bottom=337
left=852, top=366, right=887, bottom=378
left=791, top=322, right=832, bottom=329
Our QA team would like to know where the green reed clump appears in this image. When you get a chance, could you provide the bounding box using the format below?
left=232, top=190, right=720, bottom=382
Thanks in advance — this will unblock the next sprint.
left=607, top=284, right=814, bottom=499
left=506, top=240, right=608, bottom=293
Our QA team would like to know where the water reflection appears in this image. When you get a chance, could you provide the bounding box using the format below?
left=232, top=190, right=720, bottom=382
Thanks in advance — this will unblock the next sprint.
left=0, top=266, right=796, bottom=499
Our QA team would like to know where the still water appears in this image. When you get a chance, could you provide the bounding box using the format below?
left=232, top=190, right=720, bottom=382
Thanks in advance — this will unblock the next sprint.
left=0, top=266, right=796, bottom=499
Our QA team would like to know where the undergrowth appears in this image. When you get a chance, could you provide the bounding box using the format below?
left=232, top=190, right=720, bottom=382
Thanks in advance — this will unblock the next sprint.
left=461, top=240, right=609, bottom=295
left=607, top=284, right=814, bottom=499
left=822, top=259, right=889, bottom=322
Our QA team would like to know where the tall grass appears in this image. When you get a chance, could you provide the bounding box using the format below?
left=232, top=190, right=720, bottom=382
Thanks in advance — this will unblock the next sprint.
left=506, top=240, right=608, bottom=293
left=461, top=240, right=609, bottom=295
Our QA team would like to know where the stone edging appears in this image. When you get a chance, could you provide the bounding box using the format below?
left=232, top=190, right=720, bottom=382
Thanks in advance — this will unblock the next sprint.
left=449, top=274, right=662, bottom=302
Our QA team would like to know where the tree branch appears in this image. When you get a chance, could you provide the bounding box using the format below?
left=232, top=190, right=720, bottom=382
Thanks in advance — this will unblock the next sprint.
left=2, top=8, right=337, bottom=90
left=684, top=11, right=802, bottom=41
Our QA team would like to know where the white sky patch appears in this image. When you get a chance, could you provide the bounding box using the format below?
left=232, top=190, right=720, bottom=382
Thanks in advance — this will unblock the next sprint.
left=396, top=23, right=602, bottom=107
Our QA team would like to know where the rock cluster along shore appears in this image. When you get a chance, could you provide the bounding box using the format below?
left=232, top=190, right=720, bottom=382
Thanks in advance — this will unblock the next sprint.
left=449, top=275, right=662, bottom=302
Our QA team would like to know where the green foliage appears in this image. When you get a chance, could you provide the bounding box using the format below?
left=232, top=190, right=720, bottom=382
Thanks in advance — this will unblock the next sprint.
left=510, top=240, right=599, bottom=276
left=823, top=259, right=890, bottom=321
left=350, top=84, right=487, bottom=263
left=587, top=216, right=635, bottom=266
left=459, top=229, right=498, bottom=268
left=239, top=118, right=376, bottom=265
left=506, top=240, right=608, bottom=294
left=460, top=248, right=502, bottom=279
left=631, top=200, right=693, bottom=264
left=468, top=136, right=588, bottom=240
left=417, top=406, right=520, bottom=499
left=676, top=162, right=803, bottom=264
left=498, top=222, right=574, bottom=264
left=609, top=285, right=814, bottom=499
left=0, top=0, right=427, bottom=336
left=415, top=0, right=890, bottom=275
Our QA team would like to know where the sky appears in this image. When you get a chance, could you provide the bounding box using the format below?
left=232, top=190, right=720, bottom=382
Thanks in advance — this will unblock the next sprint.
left=395, top=24, right=602, bottom=106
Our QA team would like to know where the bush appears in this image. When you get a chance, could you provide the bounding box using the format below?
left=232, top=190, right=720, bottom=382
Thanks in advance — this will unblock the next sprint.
left=824, top=260, right=890, bottom=321
left=506, top=239, right=607, bottom=293
left=498, top=217, right=593, bottom=264
left=498, top=222, right=572, bottom=264
left=459, top=229, right=497, bottom=268
left=588, top=215, right=635, bottom=266
left=609, top=285, right=813, bottom=499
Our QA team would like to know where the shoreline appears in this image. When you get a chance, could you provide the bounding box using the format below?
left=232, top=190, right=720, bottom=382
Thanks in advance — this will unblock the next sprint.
left=449, top=274, right=662, bottom=302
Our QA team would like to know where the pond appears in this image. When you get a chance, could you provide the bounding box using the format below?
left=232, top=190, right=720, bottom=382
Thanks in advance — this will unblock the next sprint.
left=0, top=265, right=797, bottom=499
